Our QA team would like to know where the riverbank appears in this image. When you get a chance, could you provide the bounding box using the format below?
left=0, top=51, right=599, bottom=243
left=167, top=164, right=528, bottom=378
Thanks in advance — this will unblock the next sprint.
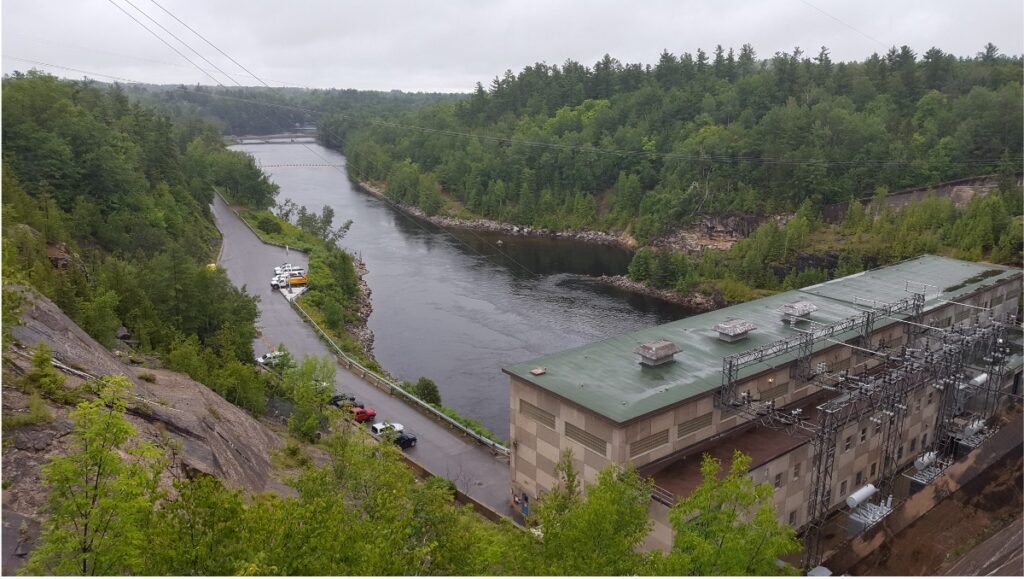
left=355, top=180, right=638, bottom=249
left=591, top=275, right=723, bottom=312
left=348, top=256, right=375, bottom=356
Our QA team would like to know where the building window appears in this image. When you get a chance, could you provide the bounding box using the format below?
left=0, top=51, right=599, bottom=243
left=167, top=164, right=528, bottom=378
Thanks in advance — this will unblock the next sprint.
left=789, top=510, right=797, bottom=526
left=564, top=422, right=608, bottom=456
left=839, top=480, right=848, bottom=498
left=910, top=438, right=917, bottom=453
left=677, top=413, right=713, bottom=438
left=793, top=462, right=801, bottom=480
left=897, top=445, right=904, bottom=461
left=870, top=462, right=877, bottom=477
left=921, top=432, right=928, bottom=448
left=916, top=398, right=921, bottom=412
left=630, top=429, right=669, bottom=458
left=927, top=390, right=934, bottom=405
left=856, top=471, right=864, bottom=486
left=845, top=436, right=853, bottom=452
left=774, top=473, right=783, bottom=490
left=875, top=421, right=882, bottom=435
left=519, top=400, right=555, bottom=430
left=860, top=427, right=867, bottom=443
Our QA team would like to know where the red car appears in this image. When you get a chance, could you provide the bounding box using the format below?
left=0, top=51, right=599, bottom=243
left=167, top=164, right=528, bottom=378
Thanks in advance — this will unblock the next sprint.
left=351, top=406, right=377, bottom=423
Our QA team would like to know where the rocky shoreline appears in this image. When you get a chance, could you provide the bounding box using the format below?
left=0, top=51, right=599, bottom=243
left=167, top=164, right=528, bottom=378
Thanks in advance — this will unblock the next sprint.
left=349, top=255, right=375, bottom=356
left=355, top=180, right=637, bottom=248
left=592, top=274, right=723, bottom=312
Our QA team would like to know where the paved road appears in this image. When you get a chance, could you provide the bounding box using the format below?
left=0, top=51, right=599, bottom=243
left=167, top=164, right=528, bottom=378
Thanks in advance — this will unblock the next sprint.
left=212, top=196, right=516, bottom=518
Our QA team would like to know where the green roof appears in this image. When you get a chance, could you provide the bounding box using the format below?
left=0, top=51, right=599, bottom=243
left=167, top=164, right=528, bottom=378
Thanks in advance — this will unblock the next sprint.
left=504, top=255, right=1021, bottom=423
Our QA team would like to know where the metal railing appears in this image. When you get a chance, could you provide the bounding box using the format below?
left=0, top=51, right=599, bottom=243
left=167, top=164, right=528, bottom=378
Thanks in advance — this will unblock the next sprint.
left=287, top=298, right=511, bottom=456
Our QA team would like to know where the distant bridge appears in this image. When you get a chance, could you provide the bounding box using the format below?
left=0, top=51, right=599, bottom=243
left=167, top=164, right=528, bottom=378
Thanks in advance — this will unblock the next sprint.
left=231, top=132, right=318, bottom=145
left=258, top=163, right=342, bottom=168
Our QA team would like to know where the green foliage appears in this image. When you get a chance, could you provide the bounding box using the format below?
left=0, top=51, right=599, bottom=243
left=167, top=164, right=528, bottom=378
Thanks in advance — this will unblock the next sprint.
left=256, top=214, right=283, bottom=234
left=3, top=393, right=53, bottom=430
left=514, top=450, right=652, bottom=575
left=145, top=475, right=248, bottom=576
left=332, top=45, right=1021, bottom=237
left=284, top=356, right=335, bottom=442
left=21, top=342, right=68, bottom=402
left=408, top=376, right=442, bottom=405
left=24, top=377, right=166, bottom=576
left=3, top=73, right=267, bottom=418
left=646, top=451, right=800, bottom=575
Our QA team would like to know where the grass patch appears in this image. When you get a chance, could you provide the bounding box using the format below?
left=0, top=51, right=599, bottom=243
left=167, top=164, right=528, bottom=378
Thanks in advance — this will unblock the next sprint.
left=239, top=209, right=320, bottom=253
left=271, top=439, right=312, bottom=470
left=429, top=402, right=505, bottom=446
left=3, top=393, right=53, bottom=430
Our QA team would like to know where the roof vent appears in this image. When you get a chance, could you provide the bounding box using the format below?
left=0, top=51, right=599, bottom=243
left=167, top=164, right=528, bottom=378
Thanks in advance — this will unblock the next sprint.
left=635, top=340, right=680, bottom=367
left=713, top=318, right=756, bottom=342
left=530, top=367, right=547, bottom=376
left=778, top=300, right=818, bottom=324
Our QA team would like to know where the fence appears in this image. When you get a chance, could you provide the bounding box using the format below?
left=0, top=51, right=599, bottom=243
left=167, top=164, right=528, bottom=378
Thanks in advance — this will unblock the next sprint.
left=287, top=298, right=511, bottom=456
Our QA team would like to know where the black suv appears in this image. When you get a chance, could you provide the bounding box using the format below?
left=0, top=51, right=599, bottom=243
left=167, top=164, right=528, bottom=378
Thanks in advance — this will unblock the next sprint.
left=329, top=394, right=362, bottom=408
left=394, top=432, right=417, bottom=449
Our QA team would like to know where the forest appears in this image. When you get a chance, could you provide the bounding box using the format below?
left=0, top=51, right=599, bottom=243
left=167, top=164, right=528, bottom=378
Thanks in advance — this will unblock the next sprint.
left=2, top=71, right=281, bottom=413
left=323, top=44, right=1022, bottom=243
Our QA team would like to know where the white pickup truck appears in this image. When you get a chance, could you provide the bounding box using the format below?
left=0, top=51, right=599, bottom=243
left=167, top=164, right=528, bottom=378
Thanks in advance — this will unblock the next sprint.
left=274, top=263, right=303, bottom=276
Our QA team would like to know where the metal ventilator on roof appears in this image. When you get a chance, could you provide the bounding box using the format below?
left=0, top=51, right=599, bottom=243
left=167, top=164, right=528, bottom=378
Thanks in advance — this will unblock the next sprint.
left=712, top=318, right=756, bottom=342
left=778, top=300, right=819, bottom=324
left=635, top=340, right=680, bottom=367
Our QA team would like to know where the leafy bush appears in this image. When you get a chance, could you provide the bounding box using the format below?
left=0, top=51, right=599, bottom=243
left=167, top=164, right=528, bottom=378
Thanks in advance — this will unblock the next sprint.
left=256, top=215, right=282, bottom=234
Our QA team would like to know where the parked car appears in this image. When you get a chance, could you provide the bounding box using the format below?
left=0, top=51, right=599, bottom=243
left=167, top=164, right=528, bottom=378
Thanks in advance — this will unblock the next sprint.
left=270, top=274, right=288, bottom=289
left=256, top=351, right=286, bottom=367
left=370, top=421, right=404, bottom=435
left=287, top=271, right=308, bottom=286
left=393, top=432, right=418, bottom=449
left=329, top=394, right=361, bottom=408
left=351, top=406, right=376, bottom=423
left=274, top=263, right=302, bottom=276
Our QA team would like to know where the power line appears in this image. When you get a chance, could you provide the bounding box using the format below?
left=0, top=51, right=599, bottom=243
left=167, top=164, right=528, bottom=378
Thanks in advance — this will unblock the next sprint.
left=97, top=2, right=543, bottom=278
left=104, top=0, right=224, bottom=86
left=119, top=0, right=243, bottom=86
left=796, top=0, right=890, bottom=51
left=146, top=0, right=279, bottom=89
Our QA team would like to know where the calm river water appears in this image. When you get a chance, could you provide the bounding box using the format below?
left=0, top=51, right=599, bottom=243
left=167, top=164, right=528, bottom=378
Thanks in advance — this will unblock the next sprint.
left=235, top=143, right=692, bottom=437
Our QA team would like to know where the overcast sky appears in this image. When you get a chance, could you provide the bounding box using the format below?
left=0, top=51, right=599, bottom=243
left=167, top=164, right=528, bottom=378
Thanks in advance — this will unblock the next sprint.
left=3, top=0, right=1022, bottom=92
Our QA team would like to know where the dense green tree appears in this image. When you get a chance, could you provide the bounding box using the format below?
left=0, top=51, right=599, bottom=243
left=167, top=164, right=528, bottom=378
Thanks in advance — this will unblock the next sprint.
left=646, top=451, right=800, bottom=575
left=24, top=377, right=165, bottom=575
left=284, top=356, right=335, bottom=441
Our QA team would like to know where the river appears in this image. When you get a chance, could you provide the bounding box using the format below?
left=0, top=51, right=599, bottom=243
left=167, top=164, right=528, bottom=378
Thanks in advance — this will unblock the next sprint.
left=234, top=143, right=692, bottom=438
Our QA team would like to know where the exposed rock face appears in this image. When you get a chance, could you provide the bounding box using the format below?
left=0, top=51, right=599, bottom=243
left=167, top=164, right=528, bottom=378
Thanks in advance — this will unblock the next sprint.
left=3, top=289, right=288, bottom=521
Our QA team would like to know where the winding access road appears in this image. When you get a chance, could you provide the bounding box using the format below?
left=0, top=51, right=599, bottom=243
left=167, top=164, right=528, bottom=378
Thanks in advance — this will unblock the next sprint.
left=212, top=196, right=516, bottom=519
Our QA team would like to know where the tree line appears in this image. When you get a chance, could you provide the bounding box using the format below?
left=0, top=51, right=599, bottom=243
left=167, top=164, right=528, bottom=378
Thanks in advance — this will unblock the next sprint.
left=322, top=44, right=1020, bottom=243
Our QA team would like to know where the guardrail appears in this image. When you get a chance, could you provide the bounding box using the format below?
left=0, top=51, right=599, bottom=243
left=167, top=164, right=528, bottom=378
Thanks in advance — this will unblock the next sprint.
left=287, top=298, right=511, bottom=456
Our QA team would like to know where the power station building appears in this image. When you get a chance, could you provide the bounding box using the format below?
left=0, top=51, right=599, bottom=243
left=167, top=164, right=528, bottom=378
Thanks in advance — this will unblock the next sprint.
left=504, top=255, right=1022, bottom=566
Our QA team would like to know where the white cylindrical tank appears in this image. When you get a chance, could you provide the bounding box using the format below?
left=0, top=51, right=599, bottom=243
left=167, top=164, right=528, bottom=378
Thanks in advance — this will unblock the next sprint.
left=846, top=483, right=878, bottom=508
left=969, top=373, right=989, bottom=387
left=914, top=451, right=937, bottom=471
left=964, top=419, right=985, bottom=438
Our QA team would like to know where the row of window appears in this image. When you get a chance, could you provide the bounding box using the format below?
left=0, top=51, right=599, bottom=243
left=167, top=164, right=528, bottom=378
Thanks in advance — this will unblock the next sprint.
left=518, top=399, right=609, bottom=456
left=773, top=430, right=931, bottom=498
